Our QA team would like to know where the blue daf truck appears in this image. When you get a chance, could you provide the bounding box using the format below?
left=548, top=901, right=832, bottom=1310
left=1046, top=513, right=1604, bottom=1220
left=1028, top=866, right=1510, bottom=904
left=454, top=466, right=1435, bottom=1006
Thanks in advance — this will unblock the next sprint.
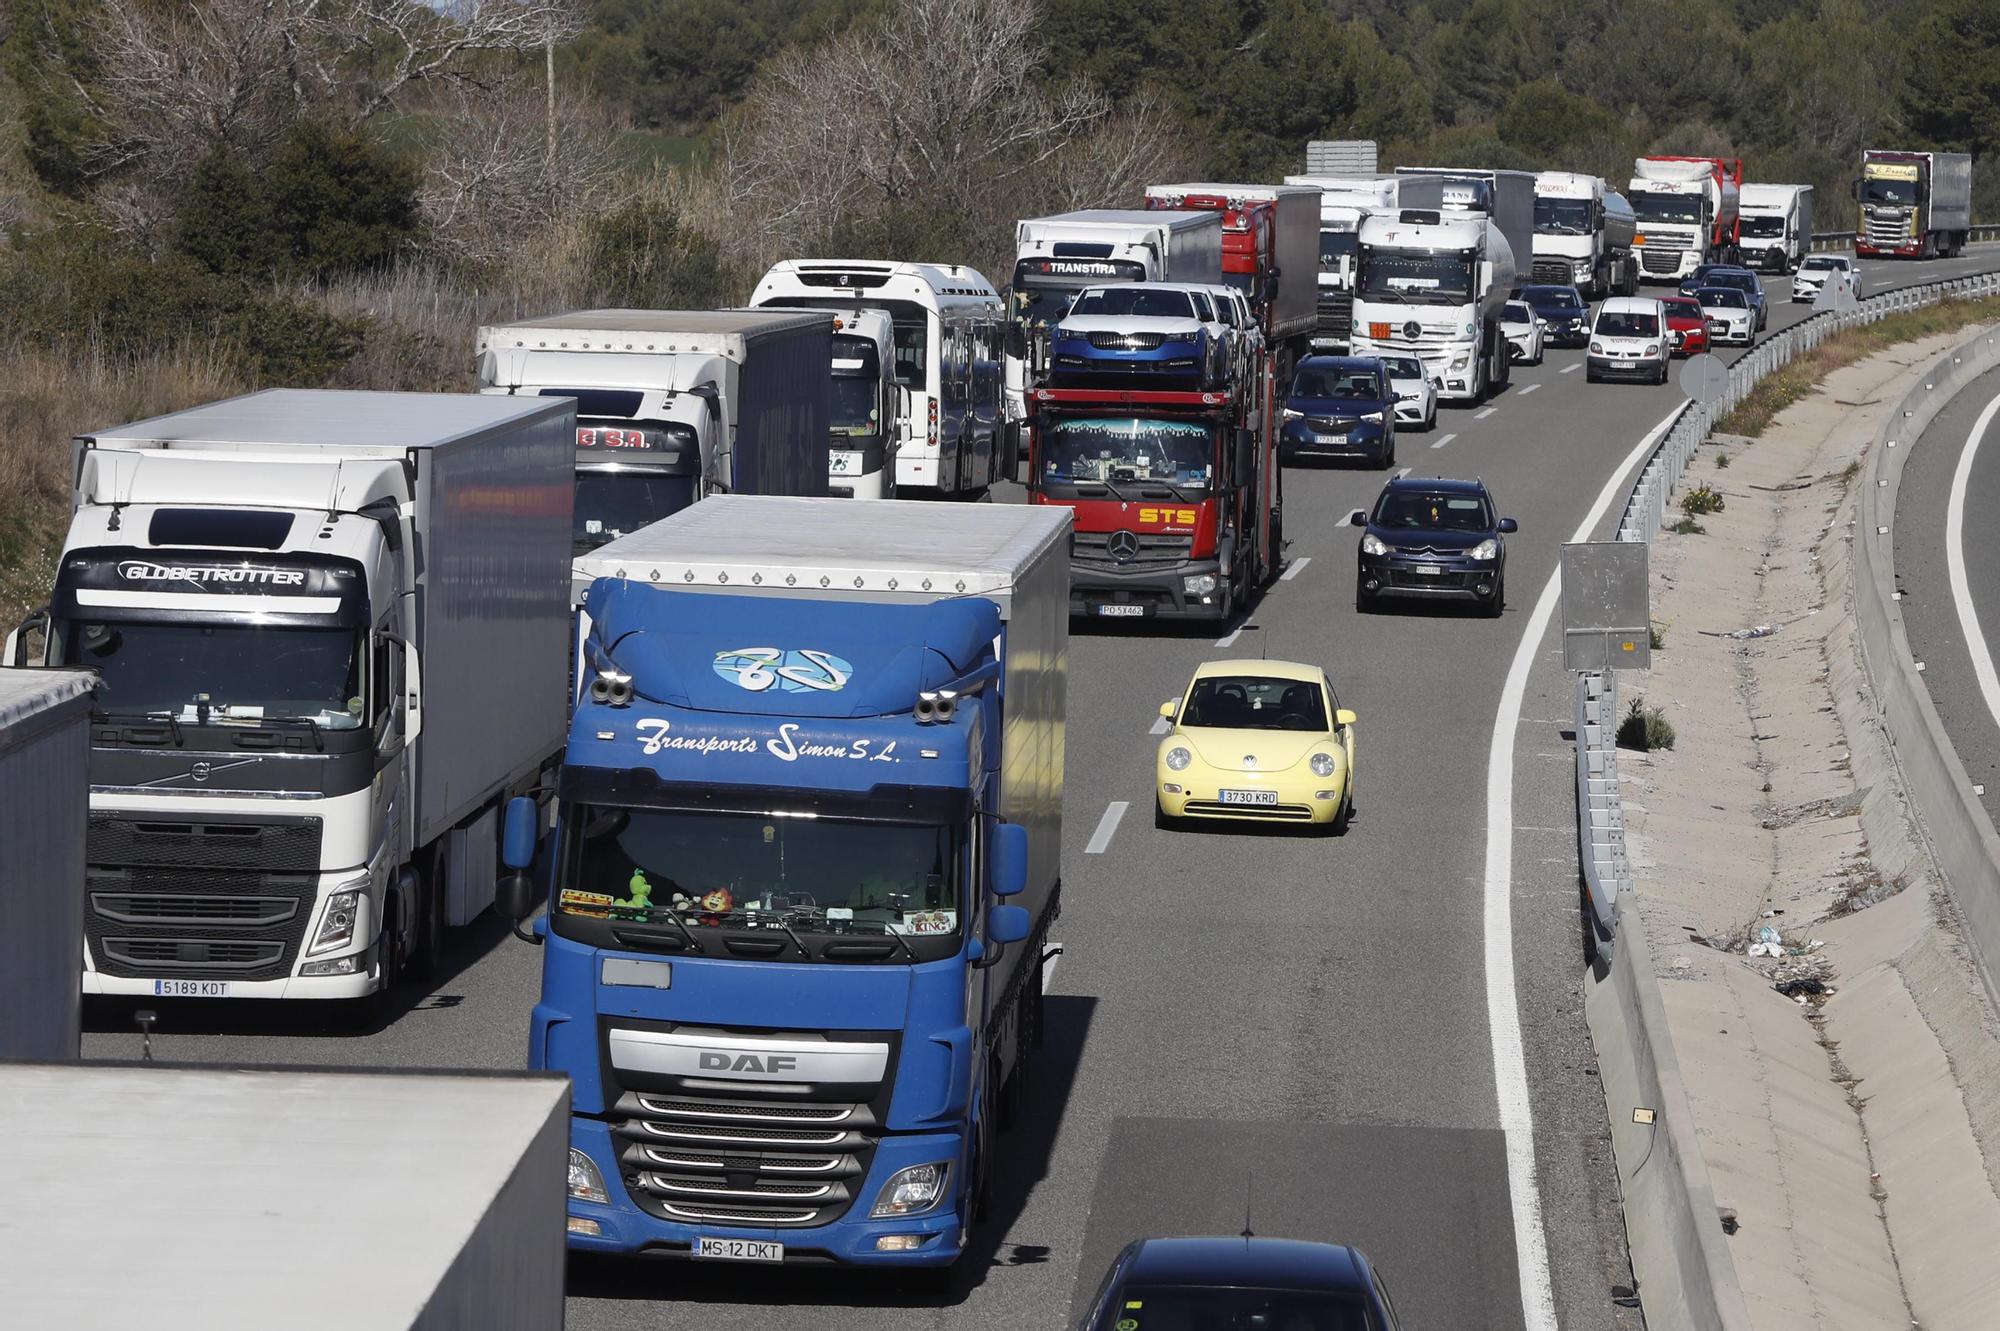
left=497, top=494, right=1069, bottom=1272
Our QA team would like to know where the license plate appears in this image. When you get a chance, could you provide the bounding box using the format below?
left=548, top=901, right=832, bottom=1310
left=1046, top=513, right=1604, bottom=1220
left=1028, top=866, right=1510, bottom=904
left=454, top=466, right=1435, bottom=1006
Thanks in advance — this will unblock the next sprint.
left=696, top=1237, right=784, bottom=1263
left=1095, top=604, right=1145, bottom=618
left=1220, top=788, right=1278, bottom=806
left=1316, top=432, right=1347, bottom=445
left=1413, top=564, right=1443, bottom=576
left=152, top=979, right=229, bottom=998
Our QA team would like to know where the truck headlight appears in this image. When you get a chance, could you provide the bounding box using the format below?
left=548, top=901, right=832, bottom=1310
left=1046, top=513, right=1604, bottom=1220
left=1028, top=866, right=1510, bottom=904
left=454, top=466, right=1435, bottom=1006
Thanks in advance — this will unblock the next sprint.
left=1165, top=746, right=1192, bottom=771
left=1310, top=752, right=1337, bottom=777
left=1468, top=538, right=1500, bottom=561
left=1183, top=573, right=1217, bottom=596
left=871, top=1162, right=949, bottom=1218
left=568, top=1148, right=610, bottom=1205
left=1360, top=533, right=1389, bottom=556
left=306, top=885, right=365, bottom=956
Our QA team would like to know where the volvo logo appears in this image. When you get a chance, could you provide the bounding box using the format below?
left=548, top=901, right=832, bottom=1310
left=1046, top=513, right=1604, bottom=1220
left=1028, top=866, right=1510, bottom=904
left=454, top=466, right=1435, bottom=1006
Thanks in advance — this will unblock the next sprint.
left=1402, top=320, right=1422, bottom=341
left=190, top=762, right=211, bottom=783
left=1107, top=530, right=1141, bottom=563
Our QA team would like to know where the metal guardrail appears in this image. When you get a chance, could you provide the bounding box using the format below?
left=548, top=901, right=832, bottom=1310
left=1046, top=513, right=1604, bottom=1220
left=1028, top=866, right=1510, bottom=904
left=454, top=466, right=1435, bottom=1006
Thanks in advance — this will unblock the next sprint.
left=1576, top=266, right=2000, bottom=949
left=1809, top=224, right=2000, bottom=252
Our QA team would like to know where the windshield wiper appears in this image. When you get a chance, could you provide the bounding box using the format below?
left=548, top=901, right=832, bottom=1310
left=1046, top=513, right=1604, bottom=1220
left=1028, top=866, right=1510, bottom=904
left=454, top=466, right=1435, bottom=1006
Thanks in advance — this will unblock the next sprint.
left=92, top=709, right=183, bottom=746
left=235, top=713, right=327, bottom=751
left=1072, top=476, right=1136, bottom=503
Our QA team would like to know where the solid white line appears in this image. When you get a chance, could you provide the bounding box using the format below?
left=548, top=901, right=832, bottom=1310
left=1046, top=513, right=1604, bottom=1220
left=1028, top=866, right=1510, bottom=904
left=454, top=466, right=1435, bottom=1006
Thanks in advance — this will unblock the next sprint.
left=1215, top=625, right=1245, bottom=648
left=1484, top=403, right=1683, bottom=1331
left=1561, top=363, right=1582, bottom=374
left=1430, top=432, right=1459, bottom=450
left=1085, top=801, right=1128, bottom=855
left=1518, top=383, right=1542, bottom=396
left=1476, top=406, right=1498, bottom=419
left=1945, top=389, right=2000, bottom=741
left=1149, top=716, right=1172, bottom=736
left=1281, top=555, right=1312, bottom=582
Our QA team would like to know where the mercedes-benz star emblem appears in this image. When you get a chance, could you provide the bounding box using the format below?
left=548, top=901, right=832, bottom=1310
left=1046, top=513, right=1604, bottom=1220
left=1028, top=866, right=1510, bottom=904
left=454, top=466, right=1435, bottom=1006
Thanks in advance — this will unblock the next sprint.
left=1402, top=320, right=1422, bottom=341
left=1107, top=530, right=1140, bottom=563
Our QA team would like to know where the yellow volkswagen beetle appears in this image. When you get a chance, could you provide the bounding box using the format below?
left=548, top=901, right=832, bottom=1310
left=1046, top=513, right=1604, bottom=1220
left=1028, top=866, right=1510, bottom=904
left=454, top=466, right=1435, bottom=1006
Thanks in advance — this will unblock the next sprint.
left=1155, top=659, right=1357, bottom=831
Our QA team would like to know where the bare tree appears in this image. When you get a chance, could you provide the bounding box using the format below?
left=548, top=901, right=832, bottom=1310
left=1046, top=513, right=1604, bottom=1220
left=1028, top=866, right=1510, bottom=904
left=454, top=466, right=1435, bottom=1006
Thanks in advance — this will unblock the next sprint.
left=712, top=0, right=1142, bottom=273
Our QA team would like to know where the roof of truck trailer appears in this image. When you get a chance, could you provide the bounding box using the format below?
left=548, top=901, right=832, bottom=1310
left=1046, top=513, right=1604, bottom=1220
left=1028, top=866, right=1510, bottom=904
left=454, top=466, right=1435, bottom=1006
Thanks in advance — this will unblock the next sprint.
left=479, top=308, right=830, bottom=339
left=1, top=1063, right=566, bottom=1325
left=1021, top=209, right=1214, bottom=230
left=573, top=495, right=1070, bottom=596
left=85, top=389, right=566, bottom=451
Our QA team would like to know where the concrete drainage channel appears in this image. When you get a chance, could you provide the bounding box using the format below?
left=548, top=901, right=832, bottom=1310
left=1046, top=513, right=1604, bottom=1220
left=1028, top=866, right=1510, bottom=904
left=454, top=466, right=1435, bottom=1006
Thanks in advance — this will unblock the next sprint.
left=1572, top=269, right=2000, bottom=1331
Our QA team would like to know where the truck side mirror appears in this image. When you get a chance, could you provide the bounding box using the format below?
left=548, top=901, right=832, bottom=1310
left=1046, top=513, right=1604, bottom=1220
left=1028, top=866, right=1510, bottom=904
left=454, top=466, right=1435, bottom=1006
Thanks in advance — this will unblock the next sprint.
left=988, top=904, right=1030, bottom=946
left=7, top=607, right=50, bottom=667
left=991, top=822, right=1028, bottom=897
left=502, top=795, right=538, bottom=870
left=1850, top=179, right=1860, bottom=201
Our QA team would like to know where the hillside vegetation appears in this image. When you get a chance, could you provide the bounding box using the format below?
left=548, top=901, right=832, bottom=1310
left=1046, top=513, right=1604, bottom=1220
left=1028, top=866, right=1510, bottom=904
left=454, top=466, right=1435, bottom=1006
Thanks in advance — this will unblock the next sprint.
left=0, top=0, right=1995, bottom=618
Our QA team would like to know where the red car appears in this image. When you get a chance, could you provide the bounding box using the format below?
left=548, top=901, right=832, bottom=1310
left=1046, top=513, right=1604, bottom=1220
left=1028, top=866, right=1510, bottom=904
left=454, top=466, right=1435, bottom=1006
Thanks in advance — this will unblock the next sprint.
left=1660, top=295, right=1710, bottom=357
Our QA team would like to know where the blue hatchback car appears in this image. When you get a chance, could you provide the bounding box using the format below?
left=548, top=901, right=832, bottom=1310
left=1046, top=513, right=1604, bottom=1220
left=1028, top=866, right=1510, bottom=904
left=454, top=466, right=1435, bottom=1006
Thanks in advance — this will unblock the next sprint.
left=1077, top=1236, right=1407, bottom=1331
left=1280, top=355, right=1397, bottom=468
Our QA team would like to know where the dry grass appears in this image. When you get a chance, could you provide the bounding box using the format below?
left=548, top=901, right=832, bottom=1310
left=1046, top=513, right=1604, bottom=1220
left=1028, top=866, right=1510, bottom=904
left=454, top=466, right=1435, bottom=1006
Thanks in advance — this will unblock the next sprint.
left=1719, top=295, right=2000, bottom=438
left=0, top=344, right=247, bottom=621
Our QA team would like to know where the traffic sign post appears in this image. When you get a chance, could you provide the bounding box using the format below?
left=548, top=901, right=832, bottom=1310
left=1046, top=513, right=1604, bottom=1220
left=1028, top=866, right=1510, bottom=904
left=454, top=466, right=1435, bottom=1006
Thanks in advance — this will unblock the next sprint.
left=1561, top=542, right=1651, bottom=671
left=1678, top=352, right=1727, bottom=408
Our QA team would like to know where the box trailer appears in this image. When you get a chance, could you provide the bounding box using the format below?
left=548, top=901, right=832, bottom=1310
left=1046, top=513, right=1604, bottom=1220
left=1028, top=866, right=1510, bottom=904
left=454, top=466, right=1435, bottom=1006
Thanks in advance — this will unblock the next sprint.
left=0, top=668, right=93, bottom=1059
left=0, top=1063, right=568, bottom=1329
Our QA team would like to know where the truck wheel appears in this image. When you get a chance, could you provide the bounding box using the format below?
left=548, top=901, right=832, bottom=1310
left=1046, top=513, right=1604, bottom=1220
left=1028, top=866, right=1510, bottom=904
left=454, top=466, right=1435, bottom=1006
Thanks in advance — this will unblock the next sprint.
left=973, top=1067, right=996, bottom=1222
left=360, top=896, right=404, bottom=1027
left=409, top=843, right=448, bottom=981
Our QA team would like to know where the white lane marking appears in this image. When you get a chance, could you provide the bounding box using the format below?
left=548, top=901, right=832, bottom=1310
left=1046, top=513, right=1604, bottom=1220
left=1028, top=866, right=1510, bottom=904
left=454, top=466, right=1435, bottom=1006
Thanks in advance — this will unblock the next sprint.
left=1085, top=801, right=1128, bottom=855
left=1149, top=716, right=1172, bottom=736
left=1215, top=624, right=1246, bottom=648
left=1281, top=555, right=1312, bottom=582
left=1485, top=403, right=1683, bottom=1331
left=1476, top=406, right=1498, bottom=419
left=1430, top=432, right=1459, bottom=450
left=1561, top=363, right=1582, bottom=374
left=1946, top=389, right=2000, bottom=741
left=1395, top=466, right=1412, bottom=479
left=1518, top=383, right=1542, bottom=395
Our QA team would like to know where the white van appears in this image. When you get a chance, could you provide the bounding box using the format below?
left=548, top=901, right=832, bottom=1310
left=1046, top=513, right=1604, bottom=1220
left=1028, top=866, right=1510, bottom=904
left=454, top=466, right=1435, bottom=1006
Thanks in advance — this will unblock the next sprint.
left=1586, top=296, right=1670, bottom=385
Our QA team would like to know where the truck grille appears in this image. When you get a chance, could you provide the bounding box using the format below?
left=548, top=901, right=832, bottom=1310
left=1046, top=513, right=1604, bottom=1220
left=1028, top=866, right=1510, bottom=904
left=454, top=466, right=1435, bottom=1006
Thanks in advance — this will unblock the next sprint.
left=1073, top=531, right=1194, bottom=570
left=1530, top=259, right=1576, bottom=285
left=1316, top=292, right=1353, bottom=339
left=1640, top=247, right=1685, bottom=275
left=614, top=1092, right=874, bottom=1228
left=1865, top=216, right=1910, bottom=245
left=85, top=814, right=323, bottom=982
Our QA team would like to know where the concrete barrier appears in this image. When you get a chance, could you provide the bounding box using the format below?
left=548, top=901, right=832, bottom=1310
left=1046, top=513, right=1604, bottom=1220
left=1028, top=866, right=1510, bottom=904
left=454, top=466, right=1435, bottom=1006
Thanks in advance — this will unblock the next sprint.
left=1585, top=898, right=1754, bottom=1330
left=1851, top=323, right=2000, bottom=1004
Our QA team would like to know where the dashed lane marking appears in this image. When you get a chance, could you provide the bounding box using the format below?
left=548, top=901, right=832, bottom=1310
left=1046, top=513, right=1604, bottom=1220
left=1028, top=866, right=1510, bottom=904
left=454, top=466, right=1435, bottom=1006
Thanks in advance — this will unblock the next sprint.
left=1149, top=716, right=1172, bottom=736
left=1430, top=432, right=1458, bottom=450
left=1518, top=383, right=1541, bottom=395
left=1085, top=801, right=1129, bottom=854
left=1561, top=363, right=1582, bottom=374
left=1476, top=406, right=1498, bottom=419
left=1281, top=556, right=1312, bottom=582
left=1395, top=466, right=1412, bottom=479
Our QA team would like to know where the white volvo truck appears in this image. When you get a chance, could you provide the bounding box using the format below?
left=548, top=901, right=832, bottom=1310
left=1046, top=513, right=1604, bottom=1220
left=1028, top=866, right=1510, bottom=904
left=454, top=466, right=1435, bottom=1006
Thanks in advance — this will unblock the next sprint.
left=1351, top=208, right=1516, bottom=404
left=8, top=390, right=574, bottom=1004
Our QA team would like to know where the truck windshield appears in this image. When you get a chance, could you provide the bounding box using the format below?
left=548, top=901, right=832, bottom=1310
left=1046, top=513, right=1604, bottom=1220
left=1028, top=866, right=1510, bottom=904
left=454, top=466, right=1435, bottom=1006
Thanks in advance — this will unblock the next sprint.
left=762, top=298, right=929, bottom=388
left=1630, top=192, right=1702, bottom=226
left=557, top=805, right=963, bottom=944
left=58, top=619, right=364, bottom=729
left=1358, top=251, right=1474, bottom=303
left=1861, top=176, right=1918, bottom=207
left=831, top=335, right=883, bottom=437
left=1039, top=417, right=1214, bottom=492
left=1318, top=230, right=1358, bottom=268
left=1534, top=198, right=1592, bottom=235
left=1741, top=215, right=1784, bottom=238
left=574, top=469, right=698, bottom=554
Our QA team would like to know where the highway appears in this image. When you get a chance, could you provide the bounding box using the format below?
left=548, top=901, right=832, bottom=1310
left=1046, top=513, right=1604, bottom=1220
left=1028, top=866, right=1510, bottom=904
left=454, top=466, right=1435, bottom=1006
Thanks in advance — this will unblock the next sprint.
left=1894, top=361, right=2000, bottom=826
left=81, top=244, right=2000, bottom=1330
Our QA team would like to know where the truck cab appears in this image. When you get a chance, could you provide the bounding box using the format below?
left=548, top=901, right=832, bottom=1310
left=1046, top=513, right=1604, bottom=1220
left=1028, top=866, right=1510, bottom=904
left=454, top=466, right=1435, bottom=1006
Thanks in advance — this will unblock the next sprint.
left=1351, top=208, right=1515, bottom=403
left=1629, top=156, right=1743, bottom=282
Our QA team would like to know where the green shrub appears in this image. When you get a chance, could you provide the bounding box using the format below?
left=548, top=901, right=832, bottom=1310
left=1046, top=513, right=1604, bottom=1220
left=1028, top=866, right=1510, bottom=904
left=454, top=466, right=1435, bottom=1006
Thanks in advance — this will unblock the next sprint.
left=1681, top=483, right=1725, bottom=515
left=583, top=194, right=741, bottom=310
left=177, top=121, right=421, bottom=281
left=1669, top=515, right=1705, bottom=535
left=1715, top=452, right=1731, bottom=468
left=1617, top=699, right=1676, bottom=751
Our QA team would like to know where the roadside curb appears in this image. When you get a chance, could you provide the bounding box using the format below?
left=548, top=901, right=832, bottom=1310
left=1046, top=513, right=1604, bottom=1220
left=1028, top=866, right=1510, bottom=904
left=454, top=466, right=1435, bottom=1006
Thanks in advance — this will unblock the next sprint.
left=1852, top=322, right=2000, bottom=1007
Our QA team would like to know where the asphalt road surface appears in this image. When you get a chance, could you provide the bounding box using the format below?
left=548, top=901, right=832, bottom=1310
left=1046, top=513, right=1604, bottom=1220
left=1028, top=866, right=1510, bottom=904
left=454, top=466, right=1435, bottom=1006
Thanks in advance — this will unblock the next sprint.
left=83, top=245, right=2000, bottom=1330
left=1895, top=359, right=2000, bottom=827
